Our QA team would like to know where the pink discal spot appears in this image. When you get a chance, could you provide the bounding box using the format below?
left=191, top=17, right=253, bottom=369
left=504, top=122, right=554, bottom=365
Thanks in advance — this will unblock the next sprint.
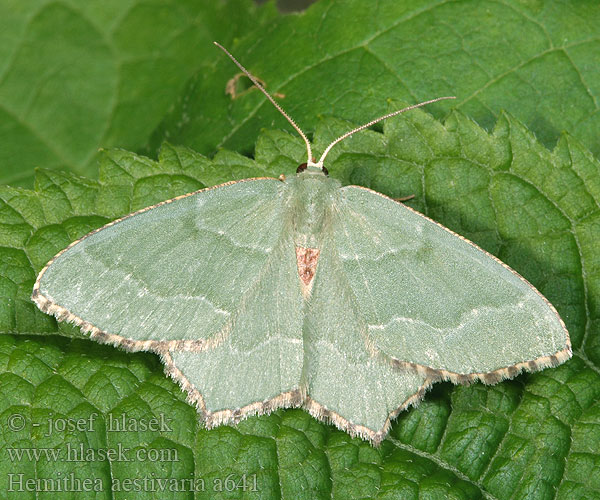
left=296, top=247, right=320, bottom=286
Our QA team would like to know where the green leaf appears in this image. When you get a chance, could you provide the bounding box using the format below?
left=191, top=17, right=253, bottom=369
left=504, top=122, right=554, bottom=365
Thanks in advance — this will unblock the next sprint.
left=151, top=0, right=600, bottom=162
left=1, top=107, right=600, bottom=498
left=0, top=0, right=278, bottom=187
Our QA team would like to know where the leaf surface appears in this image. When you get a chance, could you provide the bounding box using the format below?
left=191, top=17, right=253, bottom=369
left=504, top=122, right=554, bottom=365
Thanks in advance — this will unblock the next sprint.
left=151, top=0, right=600, bottom=163
left=0, top=0, right=278, bottom=186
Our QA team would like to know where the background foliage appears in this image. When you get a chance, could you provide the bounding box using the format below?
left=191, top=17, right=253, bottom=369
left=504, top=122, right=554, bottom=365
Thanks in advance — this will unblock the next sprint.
left=0, top=0, right=599, bottom=498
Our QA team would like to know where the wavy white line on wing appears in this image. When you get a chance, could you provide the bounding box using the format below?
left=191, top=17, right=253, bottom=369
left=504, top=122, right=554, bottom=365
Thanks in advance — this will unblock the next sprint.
left=367, top=299, right=530, bottom=333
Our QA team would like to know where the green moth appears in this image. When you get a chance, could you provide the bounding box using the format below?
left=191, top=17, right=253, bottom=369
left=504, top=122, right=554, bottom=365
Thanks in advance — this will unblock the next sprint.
left=32, top=43, right=571, bottom=445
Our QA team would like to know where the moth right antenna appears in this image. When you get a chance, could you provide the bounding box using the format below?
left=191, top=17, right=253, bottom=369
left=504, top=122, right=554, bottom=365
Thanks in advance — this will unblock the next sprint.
left=315, top=96, right=456, bottom=169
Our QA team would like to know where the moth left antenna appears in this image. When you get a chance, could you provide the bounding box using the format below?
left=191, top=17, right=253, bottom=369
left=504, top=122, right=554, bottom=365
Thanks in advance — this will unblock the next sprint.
left=214, top=42, right=314, bottom=164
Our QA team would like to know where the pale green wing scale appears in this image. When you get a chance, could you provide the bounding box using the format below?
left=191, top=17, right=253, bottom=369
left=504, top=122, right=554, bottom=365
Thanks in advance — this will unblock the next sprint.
left=300, top=202, right=429, bottom=442
left=333, top=185, right=571, bottom=384
left=34, top=179, right=292, bottom=346
left=33, top=178, right=309, bottom=417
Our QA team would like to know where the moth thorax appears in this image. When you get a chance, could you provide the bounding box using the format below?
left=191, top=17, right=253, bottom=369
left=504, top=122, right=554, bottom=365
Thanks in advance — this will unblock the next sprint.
left=289, top=176, right=337, bottom=248
left=293, top=206, right=326, bottom=248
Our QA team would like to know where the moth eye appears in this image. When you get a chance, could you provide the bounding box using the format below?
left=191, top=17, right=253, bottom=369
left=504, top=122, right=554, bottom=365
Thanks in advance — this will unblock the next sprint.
left=296, top=163, right=308, bottom=173
left=322, top=166, right=329, bottom=176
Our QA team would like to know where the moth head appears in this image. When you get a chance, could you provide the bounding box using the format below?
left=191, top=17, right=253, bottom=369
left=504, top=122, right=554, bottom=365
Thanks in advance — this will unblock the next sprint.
left=214, top=42, right=455, bottom=176
left=297, top=161, right=328, bottom=176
